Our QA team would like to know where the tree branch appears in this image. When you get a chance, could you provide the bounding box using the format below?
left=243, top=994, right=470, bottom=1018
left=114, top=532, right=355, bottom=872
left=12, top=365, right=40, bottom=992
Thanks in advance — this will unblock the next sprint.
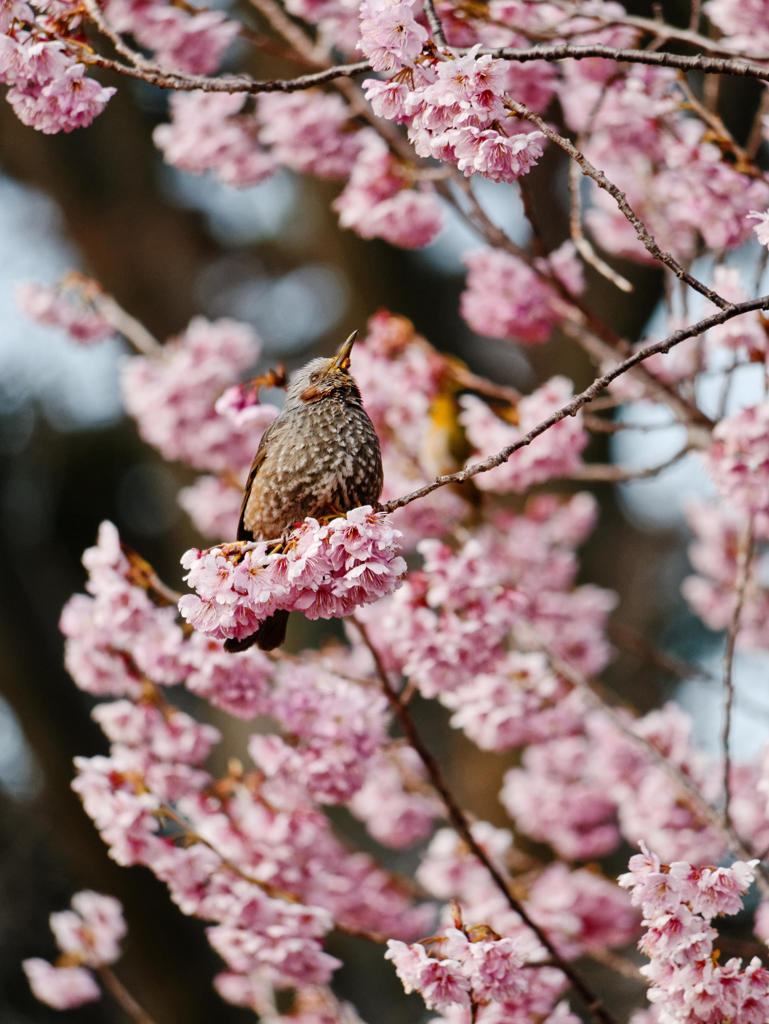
left=352, top=618, right=619, bottom=1024
left=722, top=521, right=755, bottom=833
left=97, top=967, right=158, bottom=1024
left=381, top=296, right=769, bottom=514
left=481, top=42, right=769, bottom=86
left=504, top=97, right=730, bottom=309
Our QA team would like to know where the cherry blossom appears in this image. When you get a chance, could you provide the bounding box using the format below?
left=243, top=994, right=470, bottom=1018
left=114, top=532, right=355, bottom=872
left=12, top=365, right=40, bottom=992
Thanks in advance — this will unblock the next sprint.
left=748, top=208, right=769, bottom=247
left=154, top=92, right=276, bottom=187
left=16, top=279, right=114, bottom=343
left=459, top=377, right=588, bottom=492
left=1, top=24, right=115, bottom=134
left=706, top=401, right=769, bottom=519
left=619, top=846, right=768, bottom=1024
left=460, top=244, right=578, bottom=343
left=120, top=316, right=267, bottom=475
left=179, top=507, right=407, bottom=642
left=358, top=0, right=428, bottom=71
left=24, top=891, right=127, bottom=1010
left=334, top=131, right=443, bottom=248
left=23, top=960, right=101, bottom=1009
left=258, top=91, right=365, bottom=179
left=104, top=0, right=239, bottom=74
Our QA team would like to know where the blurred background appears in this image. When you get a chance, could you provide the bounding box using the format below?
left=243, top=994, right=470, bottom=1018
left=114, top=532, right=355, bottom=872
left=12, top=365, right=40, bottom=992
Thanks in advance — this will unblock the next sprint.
left=2, top=4, right=769, bottom=1018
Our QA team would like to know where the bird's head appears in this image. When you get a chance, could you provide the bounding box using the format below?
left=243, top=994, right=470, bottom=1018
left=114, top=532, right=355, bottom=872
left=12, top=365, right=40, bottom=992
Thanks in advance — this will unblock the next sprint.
left=285, top=331, right=363, bottom=407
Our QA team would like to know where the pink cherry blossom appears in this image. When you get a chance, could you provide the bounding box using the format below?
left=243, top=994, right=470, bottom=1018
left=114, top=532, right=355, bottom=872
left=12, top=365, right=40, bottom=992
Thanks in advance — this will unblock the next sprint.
left=619, top=846, right=768, bottom=1023
left=334, top=132, right=443, bottom=248
left=706, top=401, right=769, bottom=519
left=682, top=500, right=769, bottom=647
left=104, top=0, right=239, bottom=74
left=16, top=280, right=114, bottom=343
left=121, top=316, right=266, bottom=475
left=178, top=474, right=243, bottom=541
left=49, top=891, right=127, bottom=967
left=461, top=246, right=576, bottom=343
left=453, top=122, right=545, bottom=182
left=249, top=664, right=390, bottom=803
left=348, top=745, right=440, bottom=847
left=154, top=92, right=276, bottom=186
left=385, top=939, right=472, bottom=1010
left=705, top=0, right=769, bottom=52
left=258, top=91, right=365, bottom=179
left=179, top=507, right=406, bottom=641
left=2, top=31, right=115, bottom=134
left=358, top=0, right=428, bottom=71
left=23, top=959, right=101, bottom=1009
left=459, top=376, right=588, bottom=492
left=748, top=207, right=769, bottom=246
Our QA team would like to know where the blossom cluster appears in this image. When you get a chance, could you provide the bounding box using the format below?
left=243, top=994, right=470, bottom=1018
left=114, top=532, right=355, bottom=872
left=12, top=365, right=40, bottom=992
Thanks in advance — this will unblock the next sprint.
left=16, top=279, right=115, bottom=343
left=682, top=500, right=769, bottom=649
left=56, top=519, right=436, bottom=1007
left=359, top=492, right=613, bottom=706
left=120, top=316, right=267, bottom=475
left=619, top=846, right=769, bottom=1023
left=23, top=891, right=126, bottom=1009
left=561, top=64, right=769, bottom=261
left=391, top=825, right=638, bottom=1021
left=178, top=506, right=407, bottom=641
left=1, top=0, right=115, bottom=133
left=460, top=243, right=583, bottom=345
left=364, top=49, right=547, bottom=185
left=102, top=0, right=238, bottom=75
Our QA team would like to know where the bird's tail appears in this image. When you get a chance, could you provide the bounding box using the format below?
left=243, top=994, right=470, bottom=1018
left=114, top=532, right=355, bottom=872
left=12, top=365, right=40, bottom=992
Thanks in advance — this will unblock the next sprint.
left=224, top=609, right=290, bottom=653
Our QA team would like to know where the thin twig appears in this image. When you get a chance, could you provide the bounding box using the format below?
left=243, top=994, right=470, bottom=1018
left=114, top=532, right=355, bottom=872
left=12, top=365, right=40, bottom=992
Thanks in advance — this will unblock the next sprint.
left=92, top=294, right=163, bottom=356
left=568, top=156, right=634, bottom=293
left=62, top=273, right=162, bottom=355
left=504, top=97, right=729, bottom=309
left=97, top=967, right=158, bottom=1024
left=722, top=522, right=755, bottom=832
left=520, top=0, right=759, bottom=56
left=248, top=0, right=327, bottom=64
left=352, top=618, right=619, bottom=1024
left=567, top=444, right=691, bottom=482
left=583, top=414, right=677, bottom=434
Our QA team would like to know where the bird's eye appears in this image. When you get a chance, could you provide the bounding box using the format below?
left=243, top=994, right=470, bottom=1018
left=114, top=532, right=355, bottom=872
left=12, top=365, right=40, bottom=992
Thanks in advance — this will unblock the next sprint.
left=309, top=372, right=321, bottom=383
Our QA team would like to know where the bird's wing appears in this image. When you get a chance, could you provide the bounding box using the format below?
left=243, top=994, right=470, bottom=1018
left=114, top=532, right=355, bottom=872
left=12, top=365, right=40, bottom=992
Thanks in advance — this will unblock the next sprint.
left=236, top=422, right=274, bottom=541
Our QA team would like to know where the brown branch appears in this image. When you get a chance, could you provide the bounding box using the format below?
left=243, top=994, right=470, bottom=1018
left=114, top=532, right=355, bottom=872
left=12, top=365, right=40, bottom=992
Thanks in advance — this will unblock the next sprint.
left=80, top=30, right=769, bottom=97
left=423, top=0, right=448, bottom=48
left=86, top=52, right=371, bottom=93
left=481, top=42, right=769, bottom=86
left=97, top=967, right=158, bottom=1024
left=568, top=154, right=633, bottom=294
left=504, top=97, right=729, bottom=309
left=566, top=443, right=691, bottom=482
left=722, top=522, right=755, bottom=832
left=380, top=296, right=769, bottom=514
left=352, top=618, right=619, bottom=1024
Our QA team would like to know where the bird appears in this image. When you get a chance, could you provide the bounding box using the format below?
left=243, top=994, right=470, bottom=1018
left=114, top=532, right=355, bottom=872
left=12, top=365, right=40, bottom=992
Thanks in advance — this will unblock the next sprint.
left=224, top=330, right=383, bottom=653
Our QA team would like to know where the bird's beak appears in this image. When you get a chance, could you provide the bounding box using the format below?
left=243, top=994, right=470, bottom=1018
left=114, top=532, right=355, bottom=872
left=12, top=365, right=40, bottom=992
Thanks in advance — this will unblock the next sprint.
left=329, top=330, right=358, bottom=373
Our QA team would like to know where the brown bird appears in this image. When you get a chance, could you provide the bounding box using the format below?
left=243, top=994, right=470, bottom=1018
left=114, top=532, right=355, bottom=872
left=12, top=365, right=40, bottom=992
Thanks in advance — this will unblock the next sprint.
left=224, top=330, right=383, bottom=653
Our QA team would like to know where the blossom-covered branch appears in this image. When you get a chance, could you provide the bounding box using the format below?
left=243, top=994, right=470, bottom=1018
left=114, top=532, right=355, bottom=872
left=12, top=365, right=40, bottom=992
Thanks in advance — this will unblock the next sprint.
left=381, top=295, right=769, bottom=513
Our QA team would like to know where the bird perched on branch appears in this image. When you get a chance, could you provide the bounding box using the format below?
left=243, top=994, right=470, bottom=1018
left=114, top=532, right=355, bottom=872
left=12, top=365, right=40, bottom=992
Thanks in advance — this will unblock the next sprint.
left=225, top=330, right=383, bottom=653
